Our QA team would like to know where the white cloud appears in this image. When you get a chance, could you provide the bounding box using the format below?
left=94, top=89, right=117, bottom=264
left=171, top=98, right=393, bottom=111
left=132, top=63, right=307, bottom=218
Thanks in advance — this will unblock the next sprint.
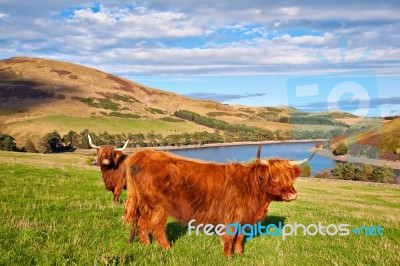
left=1, top=1, right=400, bottom=77
left=273, top=33, right=337, bottom=45
left=64, top=6, right=203, bottom=39
left=277, top=7, right=300, bottom=16
left=71, top=6, right=115, bottom=25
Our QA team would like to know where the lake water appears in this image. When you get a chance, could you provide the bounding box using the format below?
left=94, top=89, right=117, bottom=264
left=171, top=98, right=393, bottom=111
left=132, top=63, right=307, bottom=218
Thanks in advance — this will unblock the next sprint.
left=169, top=142, right=400, bottom=182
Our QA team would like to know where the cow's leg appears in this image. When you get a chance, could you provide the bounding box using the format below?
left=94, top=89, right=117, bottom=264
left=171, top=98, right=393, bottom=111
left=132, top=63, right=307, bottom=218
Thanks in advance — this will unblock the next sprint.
left=151, top=211, right=171, bottom=249
left=137, top=212, right=151, bottom=244
left=113, top=194, right=120, bottom=203
left=113, top=184, right=123, bottom=203
left=234, top=234, right=245, bottom=254
left=129, top=226, right=136, bottom=243
left=220, top=234, right=235, bottom=257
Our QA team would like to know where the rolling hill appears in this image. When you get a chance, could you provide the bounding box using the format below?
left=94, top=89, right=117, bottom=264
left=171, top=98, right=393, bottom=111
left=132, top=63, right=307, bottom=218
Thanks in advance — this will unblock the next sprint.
left=329, top=117, right=400, bottom=160
left=356, top=118, right=400, bottom=158
left=0, top=56, right=360, bottom=144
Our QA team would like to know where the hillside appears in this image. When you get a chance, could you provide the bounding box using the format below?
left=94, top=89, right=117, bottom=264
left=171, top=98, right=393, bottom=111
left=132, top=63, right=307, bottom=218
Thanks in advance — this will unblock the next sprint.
left=330, top=118, right=400, bottom=160
left=357, top=118, right=400, bottom=157
left=0, top=56, right=358, bottom=144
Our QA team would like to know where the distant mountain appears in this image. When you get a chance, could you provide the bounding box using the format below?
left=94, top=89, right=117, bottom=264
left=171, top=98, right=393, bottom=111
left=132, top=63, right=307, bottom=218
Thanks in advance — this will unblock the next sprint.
left=0, top=57, right=356, bottom=143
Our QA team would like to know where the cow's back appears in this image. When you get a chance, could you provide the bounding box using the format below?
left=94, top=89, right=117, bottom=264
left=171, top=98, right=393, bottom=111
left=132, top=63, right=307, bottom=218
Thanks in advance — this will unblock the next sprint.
left=126, top=150, right=262, bottom=224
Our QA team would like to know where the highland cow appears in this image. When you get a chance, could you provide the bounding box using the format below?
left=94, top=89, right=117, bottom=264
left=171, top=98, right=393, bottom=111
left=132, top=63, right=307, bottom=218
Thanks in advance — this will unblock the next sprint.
left=124, top=145, right=315, bottom=257
left=88, top=134, right=129, bottom=203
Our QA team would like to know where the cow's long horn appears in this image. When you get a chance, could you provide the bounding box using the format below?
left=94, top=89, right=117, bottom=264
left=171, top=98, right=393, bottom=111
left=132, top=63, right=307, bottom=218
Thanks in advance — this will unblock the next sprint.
left=116, top=139, right=129, bottom=151
left=256, top=144, right=261, bottom=160
left=290, top=151, right=317, bottom=166
left=88, top=134, right=100, bottom=149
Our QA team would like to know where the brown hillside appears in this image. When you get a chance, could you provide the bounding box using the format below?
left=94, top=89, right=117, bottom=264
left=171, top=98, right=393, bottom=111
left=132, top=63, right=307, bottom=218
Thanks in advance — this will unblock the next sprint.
left=0, top=56, right=356, bottom=143
left=358, top=118, right=400, bottom=155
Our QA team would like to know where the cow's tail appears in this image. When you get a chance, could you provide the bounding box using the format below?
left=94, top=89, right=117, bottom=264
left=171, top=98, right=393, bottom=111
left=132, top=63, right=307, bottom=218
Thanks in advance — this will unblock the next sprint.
left=123, top=165, right=139, bottom=243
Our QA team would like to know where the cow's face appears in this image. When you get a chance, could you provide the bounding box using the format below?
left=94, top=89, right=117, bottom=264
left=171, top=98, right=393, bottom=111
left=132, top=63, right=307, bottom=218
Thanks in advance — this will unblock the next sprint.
left=257, top=160, right=301, bottom=202
left=96, top=146, right=124, bottom=168
left=254, top=145, right=314, bottom=202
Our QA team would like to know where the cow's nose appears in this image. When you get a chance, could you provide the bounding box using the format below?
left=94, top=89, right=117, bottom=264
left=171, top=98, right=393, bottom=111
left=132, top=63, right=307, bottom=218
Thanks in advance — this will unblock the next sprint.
left=102, top=159, right=110, bottom=165
left=288, top=193, right=297, bottom=201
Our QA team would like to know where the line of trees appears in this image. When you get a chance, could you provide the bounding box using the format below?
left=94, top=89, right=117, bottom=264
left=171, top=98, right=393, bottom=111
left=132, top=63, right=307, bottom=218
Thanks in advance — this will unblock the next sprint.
left=1, top=126, right=360, bottom=154
left=309, top=163, right=395, bottom=184
left=330, top=163, right=394, bottom=183
left=174, top=110, right=270, bottom=134
left=279, top=116, right=349, bottom=127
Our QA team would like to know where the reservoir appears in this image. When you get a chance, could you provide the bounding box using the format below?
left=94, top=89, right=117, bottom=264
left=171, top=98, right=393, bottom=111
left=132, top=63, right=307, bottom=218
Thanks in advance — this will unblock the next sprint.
left=169, top=142, right=399, bottom=182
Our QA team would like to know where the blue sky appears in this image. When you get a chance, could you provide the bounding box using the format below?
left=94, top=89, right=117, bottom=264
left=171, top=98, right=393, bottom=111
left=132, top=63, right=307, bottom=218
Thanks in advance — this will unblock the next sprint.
left=0, top=0, right=399, bottom=116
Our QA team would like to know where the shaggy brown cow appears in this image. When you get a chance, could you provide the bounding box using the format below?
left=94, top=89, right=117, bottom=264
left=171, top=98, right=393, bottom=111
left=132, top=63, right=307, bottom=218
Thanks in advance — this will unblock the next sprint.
left=88, top=134, right=129, bottom=203
left=124, top=145, right=315, bottom=257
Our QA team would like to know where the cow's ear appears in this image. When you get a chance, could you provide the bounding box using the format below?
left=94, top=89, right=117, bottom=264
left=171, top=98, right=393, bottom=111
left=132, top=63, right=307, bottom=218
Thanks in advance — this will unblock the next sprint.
left=292, top=165, right=301, bottom=177
left=257, top=165, right=269, bottom=180
left=113, top=150, right=123, bottom=163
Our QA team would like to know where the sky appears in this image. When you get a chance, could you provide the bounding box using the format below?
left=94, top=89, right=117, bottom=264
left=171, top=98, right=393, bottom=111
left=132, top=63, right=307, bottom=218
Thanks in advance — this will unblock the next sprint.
left=0, top=0, right=399, bottom=116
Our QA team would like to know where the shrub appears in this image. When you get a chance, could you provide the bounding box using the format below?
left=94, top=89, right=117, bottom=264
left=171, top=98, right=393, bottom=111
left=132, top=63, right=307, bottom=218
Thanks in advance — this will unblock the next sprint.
left=314, top=169, right=330, bottom=179
left=146, top=107, right=166, bottom=114
left=161, top=117, right=184, bottom=123
left=333, top=142, right=348, bottom=156
left=108, top=112, right=140, bottom=119
left=0, top=134, right=17, bottom=151
left=76, top=97, right=120, bottom=111
left=25, top=139, right=37, bottom=153
left=85, top=157, right=96, bottom=166
left=299, top=163, right=312, bottom=177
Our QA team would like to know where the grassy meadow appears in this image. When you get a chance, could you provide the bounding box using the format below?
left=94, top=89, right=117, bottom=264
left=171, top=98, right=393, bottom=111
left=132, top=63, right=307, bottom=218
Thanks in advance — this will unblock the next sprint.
left=0, top=151, right=399, bottom=265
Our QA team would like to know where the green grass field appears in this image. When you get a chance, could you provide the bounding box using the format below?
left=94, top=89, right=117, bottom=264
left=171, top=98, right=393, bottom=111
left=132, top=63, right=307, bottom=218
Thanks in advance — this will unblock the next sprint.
left=0, top=151, right=399, bottom=265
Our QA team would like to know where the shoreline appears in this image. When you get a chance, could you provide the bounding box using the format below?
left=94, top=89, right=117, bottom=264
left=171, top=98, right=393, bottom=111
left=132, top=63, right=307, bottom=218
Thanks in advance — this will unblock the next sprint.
left=314, top=148, right=400, bottom=170
left=147, top=139, right=328, bottom=151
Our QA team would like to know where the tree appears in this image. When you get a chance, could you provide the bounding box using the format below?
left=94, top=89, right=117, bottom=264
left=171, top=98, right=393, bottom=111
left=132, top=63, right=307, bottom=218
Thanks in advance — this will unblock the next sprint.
left=333, top=142, right=348, bottom=156
left=342, top=163, right=356, bottom=180
left=146, top=132, right=156, bottom=147
left=78, top=129, right=91, bottom=149
left=0, top=134, right=17, bottom=151
left=371, top=165, right=394, bottom=183
left=331, top=163, right=344, bottom=178
left=63, top=131, right=79, bottom=149
left=37, top=131, right=65, bottom=153
left=358, top=164, right=373, bottom=181
left=99, top=131, right=114, bottom=146
left=181, top=133, right=192, bottom=145
left=130, top=133, right=145, bottom=147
